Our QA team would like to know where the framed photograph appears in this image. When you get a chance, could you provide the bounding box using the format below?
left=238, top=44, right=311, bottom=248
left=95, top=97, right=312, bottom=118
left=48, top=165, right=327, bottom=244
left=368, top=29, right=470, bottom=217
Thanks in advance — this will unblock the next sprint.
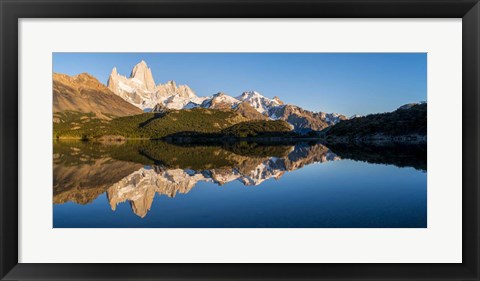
left=1, top=0, right=479, bottom=280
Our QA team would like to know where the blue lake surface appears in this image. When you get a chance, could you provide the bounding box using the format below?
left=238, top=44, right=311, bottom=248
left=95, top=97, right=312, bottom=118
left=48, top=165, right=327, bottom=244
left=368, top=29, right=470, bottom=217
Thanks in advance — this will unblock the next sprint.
left=53, top=141, right=427, bottom=228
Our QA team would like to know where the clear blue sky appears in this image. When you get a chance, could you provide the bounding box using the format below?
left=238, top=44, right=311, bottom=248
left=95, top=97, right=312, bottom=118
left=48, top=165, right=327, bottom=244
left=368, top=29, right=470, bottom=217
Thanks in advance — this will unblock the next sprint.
left=53, top=53, right=426, bottom=116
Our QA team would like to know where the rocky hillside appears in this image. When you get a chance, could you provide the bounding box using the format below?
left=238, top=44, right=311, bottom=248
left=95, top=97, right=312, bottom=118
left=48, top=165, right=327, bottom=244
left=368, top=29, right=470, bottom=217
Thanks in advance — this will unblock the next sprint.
left=269, top=104, right=347, bottom=133
left=53, top=73, right=142, bottom=120
left=233, top=101, right=268, bottom=120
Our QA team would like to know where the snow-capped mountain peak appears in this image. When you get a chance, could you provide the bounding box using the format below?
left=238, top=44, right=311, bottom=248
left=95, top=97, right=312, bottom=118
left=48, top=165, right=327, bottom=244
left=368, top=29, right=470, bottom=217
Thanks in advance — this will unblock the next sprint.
left=108, top=60, right=205, bottom=110
left=107, top=62, right=158, bottom=109
left=235, top=91, right=283, bottom=114
left=237, top=90, right=262, bottom=99
left=200, top=92, right=239, bottom=110
left=273, top=96, right=284, bottom=105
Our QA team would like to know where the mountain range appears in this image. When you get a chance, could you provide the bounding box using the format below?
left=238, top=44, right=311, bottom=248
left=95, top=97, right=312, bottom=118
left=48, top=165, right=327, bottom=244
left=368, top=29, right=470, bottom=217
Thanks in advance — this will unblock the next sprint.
left=105, top=60, right=347, bottom=131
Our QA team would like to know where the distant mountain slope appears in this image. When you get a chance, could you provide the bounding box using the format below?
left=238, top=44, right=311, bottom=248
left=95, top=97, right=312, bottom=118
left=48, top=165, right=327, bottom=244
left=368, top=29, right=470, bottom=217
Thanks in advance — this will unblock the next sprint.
left=268, top=104, right=347, bottom=132
left=195, top=92, right=346, bottom=132
left=322, top=103, right=427, bottom=142
left=233, top=101, right=269, bottom=120
left=53, top=73, right=142, bottom=119
left=235, top=91, right=284, bottom=114
left=200, top=92, right=240, bottom=110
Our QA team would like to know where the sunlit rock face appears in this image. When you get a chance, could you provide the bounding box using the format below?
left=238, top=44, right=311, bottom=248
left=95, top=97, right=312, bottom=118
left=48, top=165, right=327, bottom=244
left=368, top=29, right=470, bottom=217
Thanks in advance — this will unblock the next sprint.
left=107, top=61, right=205, bottom=110
left=107, top=61, right=158, bottom=109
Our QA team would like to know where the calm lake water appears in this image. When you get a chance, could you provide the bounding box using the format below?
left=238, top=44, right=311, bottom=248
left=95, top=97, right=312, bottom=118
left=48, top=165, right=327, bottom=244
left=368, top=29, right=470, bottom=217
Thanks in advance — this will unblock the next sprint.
left=53, top=140, right=427, bottom=228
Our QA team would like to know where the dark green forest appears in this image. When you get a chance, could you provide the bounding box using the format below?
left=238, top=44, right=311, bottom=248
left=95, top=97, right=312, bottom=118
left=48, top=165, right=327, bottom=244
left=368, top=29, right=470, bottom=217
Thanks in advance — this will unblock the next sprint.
left=321, top=103, right=427, bottom=138
left=53, top=108, right=294, bottom=140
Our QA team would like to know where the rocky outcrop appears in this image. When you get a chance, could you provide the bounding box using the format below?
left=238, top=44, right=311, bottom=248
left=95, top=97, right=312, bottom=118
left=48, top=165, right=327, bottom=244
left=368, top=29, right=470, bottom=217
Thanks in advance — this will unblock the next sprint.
left=107, top=61, right=158, bottom=109
left=151, top=103, right=168, bottom=114
left=157, top=81, right=207, bottom=109
left=130, top=60, right=157, bottom=92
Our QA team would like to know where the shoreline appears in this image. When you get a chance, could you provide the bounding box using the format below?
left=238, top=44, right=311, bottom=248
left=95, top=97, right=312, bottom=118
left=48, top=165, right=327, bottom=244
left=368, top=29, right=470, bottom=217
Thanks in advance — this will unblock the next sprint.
left=54, top=134, right=427, bottom=146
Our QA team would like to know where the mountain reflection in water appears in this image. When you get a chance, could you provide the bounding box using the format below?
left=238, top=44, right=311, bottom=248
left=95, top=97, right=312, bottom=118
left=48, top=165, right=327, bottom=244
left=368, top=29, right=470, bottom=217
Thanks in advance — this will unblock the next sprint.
left=53, top=140, right=427, bottom=227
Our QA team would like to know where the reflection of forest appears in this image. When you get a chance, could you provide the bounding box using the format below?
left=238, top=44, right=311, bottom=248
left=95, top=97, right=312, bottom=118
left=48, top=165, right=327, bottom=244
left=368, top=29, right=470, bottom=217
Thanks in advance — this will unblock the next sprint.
left=327, top=143, right=427, bottom=171
left=53, top=140, right=426, bottom=217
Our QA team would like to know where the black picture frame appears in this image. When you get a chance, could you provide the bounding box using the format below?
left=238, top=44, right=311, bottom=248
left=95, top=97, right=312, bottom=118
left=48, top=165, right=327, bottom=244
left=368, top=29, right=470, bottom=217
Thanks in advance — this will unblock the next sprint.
left=1, top=0, right=478, bottom=280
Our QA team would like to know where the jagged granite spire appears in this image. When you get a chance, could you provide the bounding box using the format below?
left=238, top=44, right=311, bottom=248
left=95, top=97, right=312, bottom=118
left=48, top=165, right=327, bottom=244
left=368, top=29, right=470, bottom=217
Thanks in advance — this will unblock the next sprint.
left=129, top=60, right=156, bottom=92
